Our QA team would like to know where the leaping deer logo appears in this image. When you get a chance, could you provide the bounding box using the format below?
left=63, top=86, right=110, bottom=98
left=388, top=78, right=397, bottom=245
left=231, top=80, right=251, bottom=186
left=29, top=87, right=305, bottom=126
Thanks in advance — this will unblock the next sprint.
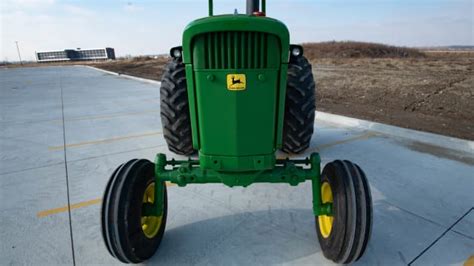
left=231, top=76, right=242, bottom=85
left=227, top=74, right=246, bottom=90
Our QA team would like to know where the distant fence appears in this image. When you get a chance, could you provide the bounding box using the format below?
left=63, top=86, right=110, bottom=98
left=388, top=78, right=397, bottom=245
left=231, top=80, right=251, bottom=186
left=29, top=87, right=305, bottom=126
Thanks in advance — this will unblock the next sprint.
left=36, top=48, right=115, bottom=62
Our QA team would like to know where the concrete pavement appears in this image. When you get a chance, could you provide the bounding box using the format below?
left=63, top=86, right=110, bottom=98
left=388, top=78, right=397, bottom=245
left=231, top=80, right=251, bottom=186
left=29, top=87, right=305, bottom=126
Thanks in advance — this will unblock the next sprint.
left=1, top=66, right=472, bottom=265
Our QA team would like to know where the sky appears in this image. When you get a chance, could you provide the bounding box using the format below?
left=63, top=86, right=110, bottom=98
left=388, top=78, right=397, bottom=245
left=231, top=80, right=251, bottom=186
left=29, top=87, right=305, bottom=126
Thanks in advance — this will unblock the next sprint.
left=1, top=0, right=473, bottom=61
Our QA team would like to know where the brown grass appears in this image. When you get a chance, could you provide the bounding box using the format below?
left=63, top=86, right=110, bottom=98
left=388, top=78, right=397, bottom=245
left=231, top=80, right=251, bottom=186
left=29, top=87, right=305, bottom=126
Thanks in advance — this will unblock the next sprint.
left=303, top=41, right=426, bottom=59
left=90, top=56, right=169, bottom=80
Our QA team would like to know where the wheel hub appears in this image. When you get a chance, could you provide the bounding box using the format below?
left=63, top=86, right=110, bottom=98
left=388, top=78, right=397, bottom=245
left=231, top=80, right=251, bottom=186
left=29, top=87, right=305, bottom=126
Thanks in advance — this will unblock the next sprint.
left=141, top=183, right=163, bottom=239
left=318, top=181, right=334, bottom=238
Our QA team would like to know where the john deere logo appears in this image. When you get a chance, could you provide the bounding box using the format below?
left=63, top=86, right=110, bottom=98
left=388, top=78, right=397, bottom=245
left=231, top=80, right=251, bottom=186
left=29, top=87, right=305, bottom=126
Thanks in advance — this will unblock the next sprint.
left=227, top=74, right=246, bottom=91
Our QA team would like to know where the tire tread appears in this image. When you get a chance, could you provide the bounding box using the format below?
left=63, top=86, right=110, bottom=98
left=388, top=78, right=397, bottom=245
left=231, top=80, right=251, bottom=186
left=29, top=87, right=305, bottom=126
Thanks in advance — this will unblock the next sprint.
left=315, top=160, right=373, bottom=264
left=282, top=56, right=316, bottom=153
left=160, top=59, right=195, bottom=155
left=101, top=159, right=167, bottom=263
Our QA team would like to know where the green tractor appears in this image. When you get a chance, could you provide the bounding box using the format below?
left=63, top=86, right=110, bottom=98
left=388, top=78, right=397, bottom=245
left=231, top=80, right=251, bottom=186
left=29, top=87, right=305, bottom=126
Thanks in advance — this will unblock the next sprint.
left=101, top=0, right=373, bottom=264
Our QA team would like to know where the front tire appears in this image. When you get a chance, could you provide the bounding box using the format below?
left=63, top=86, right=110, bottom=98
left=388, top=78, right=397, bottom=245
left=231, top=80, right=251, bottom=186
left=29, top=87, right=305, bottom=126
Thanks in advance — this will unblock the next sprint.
left=101, top=159, right=168, bottom=263
left=282, top=56, right=316, bottom=154
left=315, top=160, right=372, bottom=264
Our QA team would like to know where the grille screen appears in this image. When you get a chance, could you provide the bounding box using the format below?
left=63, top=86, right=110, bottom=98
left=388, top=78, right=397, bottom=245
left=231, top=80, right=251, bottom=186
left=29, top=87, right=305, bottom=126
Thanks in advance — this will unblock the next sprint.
left=192, top=31, right=280, bottom=69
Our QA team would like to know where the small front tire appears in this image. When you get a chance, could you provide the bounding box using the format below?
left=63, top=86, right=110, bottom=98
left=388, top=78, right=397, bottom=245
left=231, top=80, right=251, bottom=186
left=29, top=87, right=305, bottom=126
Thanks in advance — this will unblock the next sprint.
left=315, top=160, right=372, bottom=264
left=101, top=159, right=168, bottom=263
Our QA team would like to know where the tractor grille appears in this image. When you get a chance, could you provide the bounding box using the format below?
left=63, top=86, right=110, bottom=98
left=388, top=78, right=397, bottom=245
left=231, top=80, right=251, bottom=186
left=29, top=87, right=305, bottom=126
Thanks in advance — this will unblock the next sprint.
left=192, top=31, right=280, bottom=69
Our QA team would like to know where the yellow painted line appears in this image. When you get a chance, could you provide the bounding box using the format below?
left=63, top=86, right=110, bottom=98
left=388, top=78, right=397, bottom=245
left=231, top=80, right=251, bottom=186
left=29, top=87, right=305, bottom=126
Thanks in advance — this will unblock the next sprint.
left=464, top=255, right=474, bottom=266
left=48, top=131, right=162, bottom=151
left=52, top=109, right=159, bottom=123
left=37, top=182, right=175, bottom=218
left=37, top=198, right=101, bottom=218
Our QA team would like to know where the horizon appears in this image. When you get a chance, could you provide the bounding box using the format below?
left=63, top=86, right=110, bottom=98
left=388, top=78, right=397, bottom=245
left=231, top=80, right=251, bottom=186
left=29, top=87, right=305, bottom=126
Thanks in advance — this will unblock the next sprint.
left=4, top=42, right=474, bottom=64
left=1, top=0, right=473, bottom=61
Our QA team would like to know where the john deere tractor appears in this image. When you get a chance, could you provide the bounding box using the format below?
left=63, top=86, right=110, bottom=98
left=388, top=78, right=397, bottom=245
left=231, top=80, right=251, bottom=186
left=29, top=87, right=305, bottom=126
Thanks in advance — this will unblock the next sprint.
left=101, top=0, right=372, bottom=264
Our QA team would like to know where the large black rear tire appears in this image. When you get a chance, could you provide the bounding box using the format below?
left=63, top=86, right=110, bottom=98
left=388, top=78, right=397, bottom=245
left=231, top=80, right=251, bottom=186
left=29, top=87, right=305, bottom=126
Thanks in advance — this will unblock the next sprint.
left=282, top=56, right=316, bottom=154
left=160, top=59, right=195, bottom=155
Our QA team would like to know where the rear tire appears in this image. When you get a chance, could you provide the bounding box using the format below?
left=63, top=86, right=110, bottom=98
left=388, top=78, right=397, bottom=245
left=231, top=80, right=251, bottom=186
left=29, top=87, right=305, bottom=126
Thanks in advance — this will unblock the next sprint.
left=282, top=56, right=316, bottom=154
left=160, top=59, right=195, bottom=155
left=101, top=159, right=168, bottom=263
left=315, top=160, right=372, bottom=264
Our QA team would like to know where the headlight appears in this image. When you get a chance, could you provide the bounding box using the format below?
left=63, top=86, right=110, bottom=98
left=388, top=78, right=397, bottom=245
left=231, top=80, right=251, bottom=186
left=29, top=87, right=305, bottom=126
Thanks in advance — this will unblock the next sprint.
left=290, top=45, right=303, bottom=57
left=170, top=46, right=183, bottom=59
left=289, top=45, right=304, bottom=58
left=173, top=49, right=182, bottom=58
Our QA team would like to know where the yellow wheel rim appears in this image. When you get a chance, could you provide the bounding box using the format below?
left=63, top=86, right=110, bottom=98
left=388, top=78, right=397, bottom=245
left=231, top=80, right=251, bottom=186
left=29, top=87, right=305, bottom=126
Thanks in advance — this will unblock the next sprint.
left=318, top=182, right=334, bottom=238
left=141, top=183, right=163, bottom=239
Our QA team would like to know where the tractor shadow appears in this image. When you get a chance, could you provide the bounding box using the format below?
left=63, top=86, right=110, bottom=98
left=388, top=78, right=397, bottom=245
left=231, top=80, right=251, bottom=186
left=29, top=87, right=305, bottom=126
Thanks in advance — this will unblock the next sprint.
left=148, top=208, right=325, bottom=265
left=147, top=199, right=467, bottom=265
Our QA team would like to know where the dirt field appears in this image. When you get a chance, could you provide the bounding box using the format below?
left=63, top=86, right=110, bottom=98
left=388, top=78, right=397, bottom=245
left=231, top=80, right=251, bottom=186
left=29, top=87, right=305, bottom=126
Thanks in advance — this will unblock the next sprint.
left=4, top=44, right=473, bottom=140
left=313, top=53, right=474, bottom=140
